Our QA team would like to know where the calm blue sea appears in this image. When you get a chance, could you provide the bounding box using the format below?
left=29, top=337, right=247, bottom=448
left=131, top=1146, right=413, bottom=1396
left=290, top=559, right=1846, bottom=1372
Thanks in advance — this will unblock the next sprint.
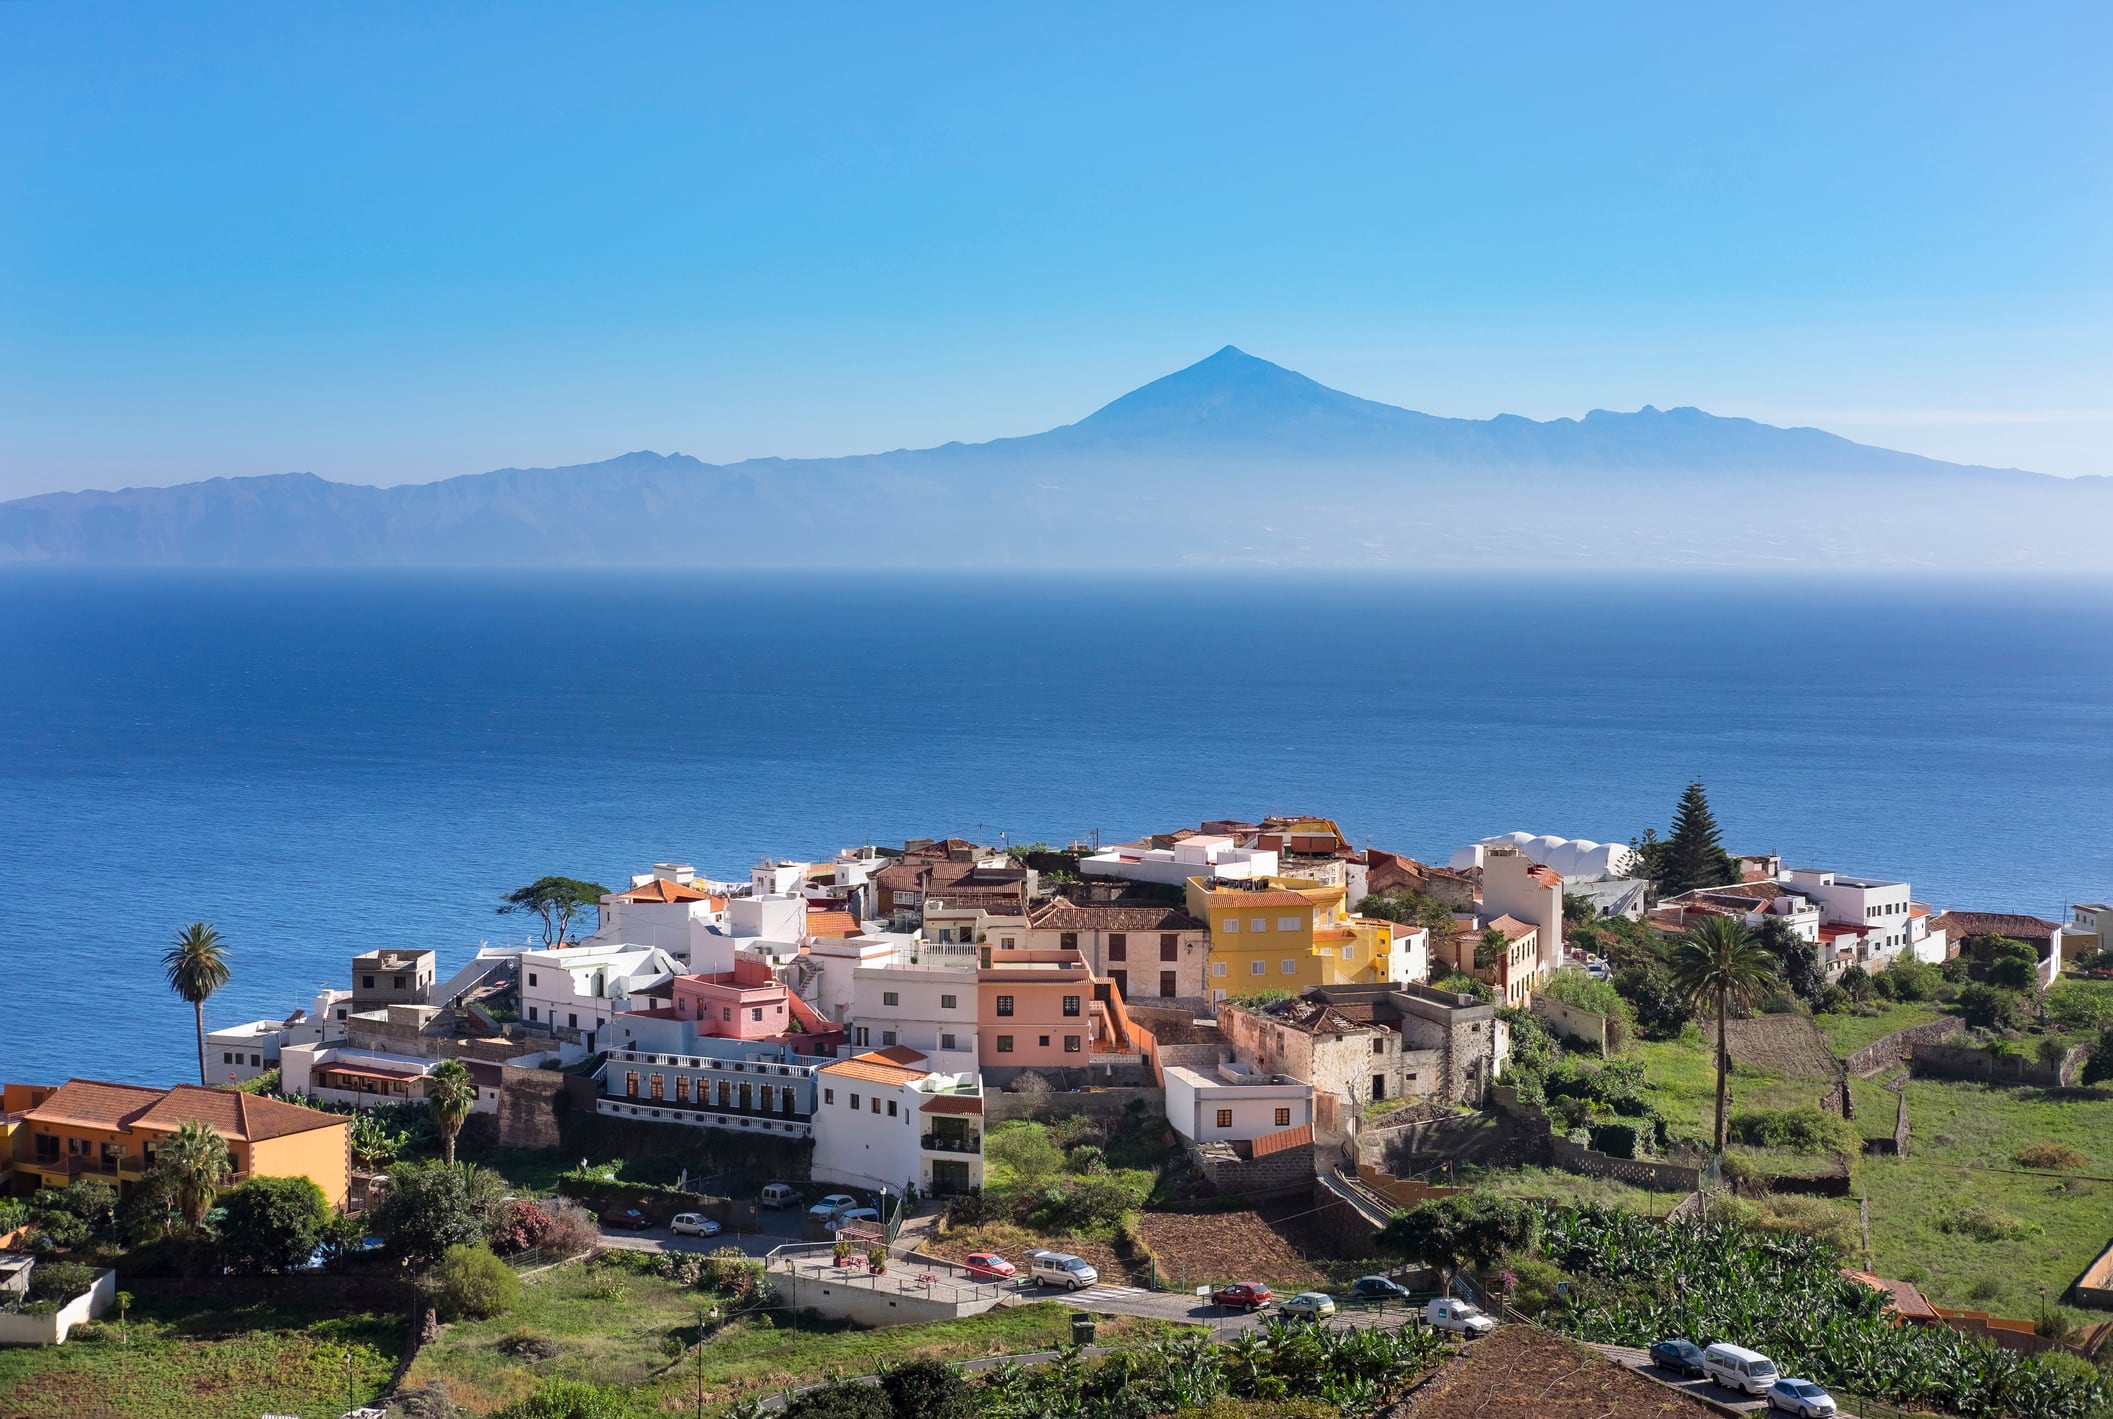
left=4, top=569, right=2111, bottom=1087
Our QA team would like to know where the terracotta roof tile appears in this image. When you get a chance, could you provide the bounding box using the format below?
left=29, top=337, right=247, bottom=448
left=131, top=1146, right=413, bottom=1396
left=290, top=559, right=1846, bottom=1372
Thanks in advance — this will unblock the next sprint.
left=819, top=1053, right=931, bottom=1086
left=21, top=1079, right=165, bottom=1131
left=1929, top=911, right=2061, bottom=943
left=612, top=879, right=710, bottom=904
left=1029, top=900, right=1205, bottom=933
left=918, top=1094, right=983, bottom=1115
left=132, top=1085, right=348, bottom=1143
left=803, top=910, right=860, bottom=937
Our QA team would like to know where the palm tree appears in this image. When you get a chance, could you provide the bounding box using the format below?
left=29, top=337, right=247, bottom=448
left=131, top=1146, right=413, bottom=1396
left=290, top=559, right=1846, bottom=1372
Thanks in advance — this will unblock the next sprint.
left=163, top=923, right=231, bottom=1085
left=157, top=1119, right=231, bottom=1233
left=1667, top=914, right=1783, bottom=1153
left=427, top=1059, right=477, bottom=1166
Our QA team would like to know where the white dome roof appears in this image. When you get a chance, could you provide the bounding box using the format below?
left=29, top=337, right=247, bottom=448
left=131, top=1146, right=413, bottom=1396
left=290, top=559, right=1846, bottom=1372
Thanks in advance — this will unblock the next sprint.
left=1461, top=832, right=1635, bottom=880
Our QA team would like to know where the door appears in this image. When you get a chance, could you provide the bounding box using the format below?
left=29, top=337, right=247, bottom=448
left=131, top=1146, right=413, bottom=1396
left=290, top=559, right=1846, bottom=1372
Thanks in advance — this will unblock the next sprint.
left=930, top=1159, right=972, bottom=1195
left=1109, top=970, right=1127, bottom=998
left=1158, top=971, right=1177, bottom=998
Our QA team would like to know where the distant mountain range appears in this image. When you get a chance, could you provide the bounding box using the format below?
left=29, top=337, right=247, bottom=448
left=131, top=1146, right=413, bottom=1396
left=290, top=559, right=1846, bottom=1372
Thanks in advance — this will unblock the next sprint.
left=4, top=346, right=2107, bottom=570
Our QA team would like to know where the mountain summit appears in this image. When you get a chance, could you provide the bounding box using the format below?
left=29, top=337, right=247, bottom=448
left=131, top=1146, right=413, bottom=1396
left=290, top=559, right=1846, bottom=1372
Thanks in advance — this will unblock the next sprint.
left=0, top=349, right=2102, bottom=570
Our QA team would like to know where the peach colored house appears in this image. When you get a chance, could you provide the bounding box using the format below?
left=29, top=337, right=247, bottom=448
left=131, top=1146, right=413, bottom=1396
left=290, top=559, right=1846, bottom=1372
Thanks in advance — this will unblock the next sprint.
left=977, top=949, right=1112, bottom=1072
left=638, top=958, right=848, bottom=1054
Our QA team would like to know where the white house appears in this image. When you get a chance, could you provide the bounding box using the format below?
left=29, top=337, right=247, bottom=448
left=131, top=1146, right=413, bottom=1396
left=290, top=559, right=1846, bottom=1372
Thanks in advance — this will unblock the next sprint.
left=587, top=867, right=727, bottom=969
left=519, top=943, right=680, bottom=1050
left=1080, top=835, right=1278, bottom=888
left=281, top=1043, right=501, bottom=1114
left=1781, top=869, right=1915, bottom=968
left=849, top=945, right=981, bottom=1074
left=804, top=933, right=913, bottom=1025
left=1163, top=1057, right=1314, bottom=1145
left=206, top=989, right=352, bottom=1084
left=811, top=1047, right=985, bottom=1198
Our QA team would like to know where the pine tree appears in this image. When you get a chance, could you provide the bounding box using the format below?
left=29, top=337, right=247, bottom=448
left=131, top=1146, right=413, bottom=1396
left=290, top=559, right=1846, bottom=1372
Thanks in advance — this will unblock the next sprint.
left=1657, top=781, right=1738, bottom=895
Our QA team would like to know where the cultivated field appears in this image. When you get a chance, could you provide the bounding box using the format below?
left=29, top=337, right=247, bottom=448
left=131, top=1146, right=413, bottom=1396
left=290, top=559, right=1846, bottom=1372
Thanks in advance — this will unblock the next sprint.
left=1702, top=1012, right=1842, bottom=1079
left=1134, top=1208, right=1333, bottom=1291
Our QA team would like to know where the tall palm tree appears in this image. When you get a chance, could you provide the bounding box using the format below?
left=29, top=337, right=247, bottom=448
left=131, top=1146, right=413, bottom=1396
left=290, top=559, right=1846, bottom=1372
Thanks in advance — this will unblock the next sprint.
left=163, top=923, right=231, bottom=1085
left=427, top=1059, right=477, bottom=1166
left=1667, top=914, right=1783, bottom=1153
left=157, top=1119, right=231, bottom=1233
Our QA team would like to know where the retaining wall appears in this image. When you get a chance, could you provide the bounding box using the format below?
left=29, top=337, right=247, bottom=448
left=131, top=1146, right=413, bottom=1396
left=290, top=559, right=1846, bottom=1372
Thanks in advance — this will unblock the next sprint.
left=1846, top=1018, right=1964, bottom=1077
left=1529, top=997, right=1609, bottom=1053
left=1189, top=1139, right=1315, bottom=1195
left=497, top=1065, right=567, bottom=1149
left=1910, top=1042, right=2084, bottom=1087
left=0, top=1269, right=115, bottom=1346
left=1492, top=1087, right=1703, bottom=1192
left=984, top=1086, right=1165, bottom=1126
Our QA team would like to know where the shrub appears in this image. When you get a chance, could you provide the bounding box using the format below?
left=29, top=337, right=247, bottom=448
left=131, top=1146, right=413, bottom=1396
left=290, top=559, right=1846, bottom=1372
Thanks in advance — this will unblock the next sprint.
left=1728, top=1107, right=1858, bottom=1156
left=26, top=1260, right=95, bottom=1304
left=1750, top=1195, right=1861, bottom=1253
left=431, top=1243, right=520, bottom=1320
left=1613, top=964, right=1691, bottom=1039
left=943, top=1187, right=1004, bottom=1228
left=492, top=1200, right=555, bottom=1255
left=2044, top=983, right=2113, bottom=1033
left=499, top=1329, right=562, bottom=1360
left=986, top=1122, right=1064, bottom=1184
left=1065, top=1144, right=1108, bottom=1175
left=1955, top=982, right=2021, bottom=1033
left=488, top=1378, right=634, bottom=1419
left=217, top=1175, right=330, bottom=1274
left=784, top=1379, right=891, bottom=1419
left=879, top=1357, right=977, bottom=1419
left=1541, top=967, right=1633, bottom=1051
left=1027, top=1179, right=1133, bottom=1232
left=1942, top=1205, right=2038, bottom=1242
left=1499, top=1254, right=1569, bottom=1315
left=1876, top=955, right=1942, bottom=1003
left=1434, top=972, right=1493, bottom=1002
left=700, top=1245, right=764, bottom=1302
left=374, top=1161, right=487, bottom=1268
left=2003, top=1140, right=2087, bottom=1174
left=2083, top=1027, right=2113, bottom=1087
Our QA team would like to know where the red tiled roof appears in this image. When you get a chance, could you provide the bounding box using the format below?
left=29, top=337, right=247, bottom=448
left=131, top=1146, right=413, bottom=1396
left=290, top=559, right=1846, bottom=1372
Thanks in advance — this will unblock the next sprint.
left=868, top=1045, right=929, bottom=1067
left=1843, top=1269, right=1941, bottom=1322
left=1485, top=915, right=1537, bottom=941
left=1029, top=900, right=1205, bottom=933
left=1929, top=911, right=2060, bottom=943
left=612, top=879, right=710, bottom=904
left=317, top=1063, right=426, bottom=1084
left=819, top=1050, right=930, bottom=1085
left=22, top=1079, right=165, bottom=1132
left=804, top=910, right=860, bottom=938
left=918, top=1094, right=983, bottom=1116
left=1251, top=1123, right=1312, bottom=1157
left=133, top=1085, right=349, bottom=1143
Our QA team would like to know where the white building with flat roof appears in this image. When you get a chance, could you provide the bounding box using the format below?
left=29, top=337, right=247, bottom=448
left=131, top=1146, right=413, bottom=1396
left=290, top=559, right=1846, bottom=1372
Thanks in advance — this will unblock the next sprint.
left=1162, top=1058, right=1314, bottom=1145
left=811, top=1048, right=986, bottom=1198
left=520, top=943, right=680, bottom=1050
left=1081, top=835, right=1277, bottom=888
left=850, top=944, right=981, bottom=1075
left=1781, top=869, right=1915, bottom=966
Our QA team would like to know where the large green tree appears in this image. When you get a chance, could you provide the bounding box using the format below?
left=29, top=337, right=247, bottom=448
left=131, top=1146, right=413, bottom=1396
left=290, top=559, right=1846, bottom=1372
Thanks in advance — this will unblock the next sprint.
left=155, top=1119, right=232, bottom=1234
left=1654, top=781, right=1739, bottom=896
left=1376, top=1194, right=1538, bottom=1294
left=218, top=1175, right=330, bottom=1274
left=497, top=876, right=610, bottom=947
left=1667, top=915, right=1782, bottom=1152
left=373, top=1160, right=487, bottom=1267
left=163, top=922, right=231, bottom=1085
left=427, top=1058, right=477, bottom=1166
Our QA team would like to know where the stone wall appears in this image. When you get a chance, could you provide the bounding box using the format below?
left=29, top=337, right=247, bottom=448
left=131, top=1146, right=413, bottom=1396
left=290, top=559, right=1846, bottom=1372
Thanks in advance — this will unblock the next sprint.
left=1910, top=1041, right=2082, bottom=1087
left=1493, top=1087, right=1702, bottom=1192
left=1125, top=1005, right=1221, bottom=1046
left=1846, top=1017, right=1965, bottom=1077
left=344, top=1015, right=523, bottom=1062
left=497, top=1065, right=568, bottom=1149
left=1188, top=1138, right=1315, bottom=1196
left=1353, top=1162, right=1465, bottom=1211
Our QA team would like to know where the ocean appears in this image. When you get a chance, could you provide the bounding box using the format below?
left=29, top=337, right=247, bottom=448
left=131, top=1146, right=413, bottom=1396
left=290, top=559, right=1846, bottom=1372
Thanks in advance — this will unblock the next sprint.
left=4, top=569, right=2111, bottom=1087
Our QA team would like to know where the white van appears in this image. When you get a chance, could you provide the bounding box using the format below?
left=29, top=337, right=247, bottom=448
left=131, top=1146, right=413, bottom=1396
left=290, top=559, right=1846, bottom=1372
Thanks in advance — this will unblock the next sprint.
left=759, top=1184, right=799, bottom=1210
left=1025, top=1249, right=1099, bottom=1290
left=1702, top=1343, right=1779, bottom=1395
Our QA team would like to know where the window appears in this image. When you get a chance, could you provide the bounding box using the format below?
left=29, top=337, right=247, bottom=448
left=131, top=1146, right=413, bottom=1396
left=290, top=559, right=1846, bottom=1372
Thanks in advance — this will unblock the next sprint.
left=1277, top=917, right=1301, bottom=932
left=849, top=1093, right=860, bottom=1110
left=1274, top=1107, right=1291, bottom=1126
left=1060, top=932, right=1078, bottom=950
left=626, top=1071, right=639, bottom=1097
left=393, top=975, right=406, bottom=989
left=1343, top=945, right=1355, bottom=960
left=1281, top=959, right=1296, bottom=974
left=995, top=994, right=1015, bottom=1016
left=1000, top=936, right=1015, bottom=949
left=940, top=994, right=957, bottom=1010
left=1216, top=1109, right=1233, bottom=1129
left=362, top=975, right=375, bottom=989
left=722, top=1006, right=733, bottom=1021
left=1250, top=960, right=1266, bottom=976
left=751, top=1007, right=764, bottom=1022
left=1159, top=971, right=1176, bottom=997
left=1249, top=917, right=1267, bottom=933
left=1161, top=934, right=1179, bottom=961
left=1213, top=961, right=1227, bottom=977
left=676, top=1076, right=689, bottom=1102
left=223, top=1052, right=234, bottom=1064
left=856, top=1027, right=869, bottom=1046
left=527, top=973, right=537, bottom=986
left=996, top=1035, right=1014, bottom=1053
left=883, top=991, right=900, bottom=1007
left=650, top=1074, right=664, bottom=1100
left=1038, top=1035, right=1051, bottom=1047
left=881, top=1030, right=898, bottom=1047
left=250, top=1053, right=261, bottom=1066
left=528, top=1006, right=539, bottom=1020
left=1371, top=1037, right=1386, bottom=1054
left=1223, top=919, right=1240, bottom=934
left=940, top=1033, right=957, bottom=1051
left=1108, top=933, right=1127, bottom=960
left=870, top=1097, right=881, bottom=1114
left=824, top=1088, right=835, bottom=1105
left=568, top=1013, right=578, bottom=1028
left=1064, top=1035, right=1081, bottom=1053
left=1061, top=994, right=1081, bottom=1017
left=1110, top=969, right=1127, bottom=996
left=887, top=1099, right=898, bottom=1116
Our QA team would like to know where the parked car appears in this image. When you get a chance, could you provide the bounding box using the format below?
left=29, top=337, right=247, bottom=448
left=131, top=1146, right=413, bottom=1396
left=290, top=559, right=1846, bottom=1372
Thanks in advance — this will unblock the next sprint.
left=1025, top=1250, right=1099, bottom=1290
left=1348, top=1275, right=1413, bottom=1302
left=962, top=1252, right=1017, bottom=1281
left=1648, top=1338, right=1707, bottom=1378
left=828, top=1207, right=881, bottom=1233
left=1279, top=1292, right=1335, bottom=1320
left=1766, top=1379, right=1837, bottom=1417
left=1212, top=1282, right=1274, bottom=1312
left=670, top=1213, right=721, bottom=1237
left=600, top=1208, right=653, bottom=1231
left=1422, top=1297, right=1494, bottom=1336
left=1701, top=1343, right=1779, bottom=1396
left=807, top=1194, right=858, bottom=1222
left=759, top=1183, right=800, bottom=1210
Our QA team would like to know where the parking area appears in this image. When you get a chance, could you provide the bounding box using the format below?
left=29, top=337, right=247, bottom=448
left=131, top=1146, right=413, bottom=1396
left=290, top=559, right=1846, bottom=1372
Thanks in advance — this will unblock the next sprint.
left=1593, top=1344, right=1819, bottom=1415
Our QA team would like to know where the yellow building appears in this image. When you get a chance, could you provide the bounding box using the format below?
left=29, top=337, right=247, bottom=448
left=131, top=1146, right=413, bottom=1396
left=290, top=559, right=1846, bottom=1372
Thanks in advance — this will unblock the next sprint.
left=1187, top=875, right=1406, bottom=995
left=6, top=1079, right=352, bottom=1209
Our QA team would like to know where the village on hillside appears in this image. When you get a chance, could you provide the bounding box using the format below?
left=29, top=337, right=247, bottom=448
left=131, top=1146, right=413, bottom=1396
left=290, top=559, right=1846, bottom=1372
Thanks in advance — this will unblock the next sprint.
left=6, top=788, right=2113, bottom=1419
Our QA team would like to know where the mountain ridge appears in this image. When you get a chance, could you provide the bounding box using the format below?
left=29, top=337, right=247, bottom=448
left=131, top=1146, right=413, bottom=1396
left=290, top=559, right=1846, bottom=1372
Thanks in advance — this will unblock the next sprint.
left=2, top=347, right=2103, bottom=570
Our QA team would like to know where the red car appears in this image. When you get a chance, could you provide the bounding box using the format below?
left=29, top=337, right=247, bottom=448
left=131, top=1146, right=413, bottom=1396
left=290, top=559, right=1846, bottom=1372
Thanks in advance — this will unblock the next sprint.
left=600, top=1208, right=654, bottom=1231
left=1213, top=1282, right=1273, bottom=1312
left=962, top=1252, right=1017, bottom=1281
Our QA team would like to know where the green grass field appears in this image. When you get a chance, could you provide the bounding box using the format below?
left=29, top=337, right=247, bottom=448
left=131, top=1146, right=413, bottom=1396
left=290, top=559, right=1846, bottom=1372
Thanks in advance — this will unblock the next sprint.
left=1462, top=1164, right=1695, bottom=1217
left=403, top=1254, right=1182, bottom=1414
left=1813, top=1002, right=1948, bottom=1056
left=1857, top=1078, right=2113, bottom=1326
left=1630, top=1032, right=1831, bottom=1142
left=0, top=1292, right=401, bottom=1419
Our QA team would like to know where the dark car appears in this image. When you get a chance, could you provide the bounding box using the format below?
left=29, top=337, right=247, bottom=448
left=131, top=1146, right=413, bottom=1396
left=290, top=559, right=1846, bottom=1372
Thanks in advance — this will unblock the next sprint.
left=1212, top=1282, right=1274, bottom=1312
left=1649, top=1338, right=1707, bottom=1378
left=1349, top=1276, right=1413, bottom=1302
left=601, top=1208, right=654, bottom=1231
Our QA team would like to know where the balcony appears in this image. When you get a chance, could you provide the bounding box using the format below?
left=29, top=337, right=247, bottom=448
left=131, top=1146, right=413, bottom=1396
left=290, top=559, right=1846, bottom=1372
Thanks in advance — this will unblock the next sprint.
left=920, top=1130, right=982, bottom=1154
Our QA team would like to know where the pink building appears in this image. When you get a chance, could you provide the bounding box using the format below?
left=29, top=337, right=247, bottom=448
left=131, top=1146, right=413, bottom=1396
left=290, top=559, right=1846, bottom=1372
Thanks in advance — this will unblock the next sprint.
left=977, top=949, right=1122, bottom=1072
left=634, top=958, right=848, bottom=1054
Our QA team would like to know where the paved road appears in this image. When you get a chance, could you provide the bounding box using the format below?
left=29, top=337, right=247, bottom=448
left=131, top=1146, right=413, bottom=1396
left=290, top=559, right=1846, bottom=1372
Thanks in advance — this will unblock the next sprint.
left=597, top=1223, right=792, bottom=1259
left=1038, top=1280, right=1433, bottom=1339
left=1591, top=1343, right=1860, bottom=1417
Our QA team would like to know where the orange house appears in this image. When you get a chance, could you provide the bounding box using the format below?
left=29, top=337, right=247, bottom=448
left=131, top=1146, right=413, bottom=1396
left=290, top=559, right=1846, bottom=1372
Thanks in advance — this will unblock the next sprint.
left=6, top=1079, right=352, bottom=1209
left=978, top=949, right=1117, bottom=1072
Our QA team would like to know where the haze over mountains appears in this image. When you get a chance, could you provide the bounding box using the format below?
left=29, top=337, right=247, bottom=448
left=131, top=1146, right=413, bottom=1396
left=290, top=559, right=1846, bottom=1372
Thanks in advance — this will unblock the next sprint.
left=4, top=347, right=2107, bottom=571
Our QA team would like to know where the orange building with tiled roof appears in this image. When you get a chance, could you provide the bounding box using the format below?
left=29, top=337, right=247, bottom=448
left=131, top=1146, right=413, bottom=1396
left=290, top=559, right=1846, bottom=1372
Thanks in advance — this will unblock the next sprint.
left=7, top=1078, right=351, bottom=1207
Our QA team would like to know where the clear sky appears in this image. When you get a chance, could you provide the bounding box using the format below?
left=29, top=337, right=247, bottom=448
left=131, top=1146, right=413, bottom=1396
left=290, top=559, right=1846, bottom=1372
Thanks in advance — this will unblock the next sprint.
left=2, top=3, right=2108, bottom=500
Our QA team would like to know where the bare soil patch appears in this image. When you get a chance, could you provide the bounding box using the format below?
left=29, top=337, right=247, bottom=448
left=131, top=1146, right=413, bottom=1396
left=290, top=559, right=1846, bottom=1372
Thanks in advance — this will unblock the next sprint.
left=1135, top=1208, right=1331, bottom=1290
left=1390, top=1323, right=1715, bottom=1419
left=1704, top=1013, right=1840, bottom=1080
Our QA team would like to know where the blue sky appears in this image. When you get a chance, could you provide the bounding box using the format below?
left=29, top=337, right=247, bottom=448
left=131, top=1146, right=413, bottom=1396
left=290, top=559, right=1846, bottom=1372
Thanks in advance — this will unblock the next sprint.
left=1, top=3, right=2108, bottom=498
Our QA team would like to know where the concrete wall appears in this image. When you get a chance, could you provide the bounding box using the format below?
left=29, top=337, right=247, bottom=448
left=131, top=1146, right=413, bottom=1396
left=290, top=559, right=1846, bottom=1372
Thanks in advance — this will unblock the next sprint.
left=0, top=1268, right=115, bottom=1346
left=1529, top=996, right=1608, bottom=1053
left=1910, top=1042, right=2082, bottom=1088
left=1189, top=1138, right=1315, bottom=1195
